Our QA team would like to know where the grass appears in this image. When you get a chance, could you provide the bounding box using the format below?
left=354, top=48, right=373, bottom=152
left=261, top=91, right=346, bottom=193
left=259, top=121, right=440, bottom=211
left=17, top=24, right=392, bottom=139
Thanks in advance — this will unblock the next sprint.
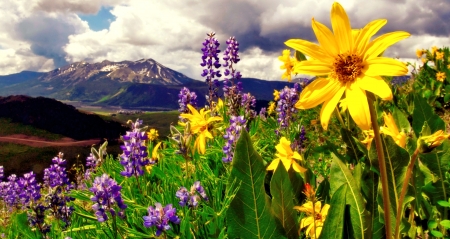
left=0, top=118, right=64, bottom=141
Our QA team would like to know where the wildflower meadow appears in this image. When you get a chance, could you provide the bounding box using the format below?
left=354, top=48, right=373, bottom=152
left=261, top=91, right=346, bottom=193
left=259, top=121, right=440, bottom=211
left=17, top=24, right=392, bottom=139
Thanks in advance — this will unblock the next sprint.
left=2, top=2, right=450, bottom=238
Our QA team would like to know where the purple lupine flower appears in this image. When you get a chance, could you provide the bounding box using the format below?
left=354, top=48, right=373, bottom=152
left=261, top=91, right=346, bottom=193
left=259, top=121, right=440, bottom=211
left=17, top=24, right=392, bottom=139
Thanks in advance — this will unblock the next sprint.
left=176, top=181, right=209, bottom=207
left=292, top=125, right=307, bottom=153
left=0, top=165, right=3, bottom=180
left=259, top=107, right=267, bottom=120
left=47, top=186, right=74, bottom=228
left=178, top=87, right=198, bottom=113
left=86, top=153, right=99, bottom=169
left=276, top=85, right=300, bottom=130
left=28, top=203, right=51, bottom=235
left=143, top=203, right=180, bottom=236
left=2, top=174, right=20, bottom=208
left=18, top=171, right=41, bottom=205
left=222, top=36, right=242, bottom=92
left=391, top=76, right=410, bottom=87
left=201, top=32, right=221, bottom=108
left=241, top=93, right=257, bottom=120
left=222, top=116, right=246, bottom=163
left=120, top=119, right=149, bottom=177
left=90, top=174, right=127, bottom=223
left=43, top=153, right=70, bottom=188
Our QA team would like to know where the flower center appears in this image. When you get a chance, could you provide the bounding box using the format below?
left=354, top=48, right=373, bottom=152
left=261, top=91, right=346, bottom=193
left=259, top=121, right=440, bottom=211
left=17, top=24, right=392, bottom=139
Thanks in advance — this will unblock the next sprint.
left=332, top=53, right=363, bottom=84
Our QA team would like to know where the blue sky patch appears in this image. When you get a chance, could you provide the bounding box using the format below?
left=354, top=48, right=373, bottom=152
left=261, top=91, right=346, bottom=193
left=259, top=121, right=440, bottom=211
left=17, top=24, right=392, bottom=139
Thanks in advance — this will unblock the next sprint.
left=78, top=7, right=115, bottom=31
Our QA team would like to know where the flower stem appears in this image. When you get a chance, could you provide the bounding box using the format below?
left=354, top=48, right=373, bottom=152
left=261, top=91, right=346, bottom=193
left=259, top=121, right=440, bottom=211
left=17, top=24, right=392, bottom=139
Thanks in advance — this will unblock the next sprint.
left=394, top=148, right=420, bottom=238
left=367, top=92, right=392, bottom=238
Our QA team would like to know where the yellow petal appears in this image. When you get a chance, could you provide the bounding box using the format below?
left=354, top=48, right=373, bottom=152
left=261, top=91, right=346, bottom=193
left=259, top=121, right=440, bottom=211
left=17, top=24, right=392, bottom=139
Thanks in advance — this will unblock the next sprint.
left=357, top=75, right=393, bottom=100
left=186, top=104, right=200, bottom=115
left=364, top=31, right=410, bottom=60
left=300, top=217, right=314, bottom=230
left=355, top=19, right=387, bottom=54
left=321, top=204, right=331, bottom=218
left=152, top=141, right=162, bottom=158
left=292, top=162, right=307, bottom=173
left=312, top=18, right=338, bottom=57
left=267, top=158, right=280, bottom=171
left=285, top=39, right=331, bottom=62
left=364, top=57, right=408, bottom=77
left=292, top=59, right=333, bottom=76
left=292, top=152, right=303, bottom=161
left=280, top=158, right=292, bottom=171
left=320, top=86, right=345, bottom=130
left=195, top=133, right=206, bottom=154
left=331, top=2, right=352, bottom=53
left=346, top=84, right=371, bottom=130
left=295, top=78, right=342, bottom=109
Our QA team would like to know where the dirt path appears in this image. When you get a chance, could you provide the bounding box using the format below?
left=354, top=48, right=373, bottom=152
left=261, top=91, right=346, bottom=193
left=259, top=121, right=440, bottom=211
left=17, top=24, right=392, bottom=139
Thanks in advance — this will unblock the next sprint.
left=0, top=134, right=101, bottom=147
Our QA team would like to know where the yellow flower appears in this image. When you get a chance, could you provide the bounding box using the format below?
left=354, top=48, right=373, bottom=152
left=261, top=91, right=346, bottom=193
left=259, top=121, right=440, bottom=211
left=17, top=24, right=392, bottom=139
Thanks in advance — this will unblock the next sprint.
left=286, top=2, right=410, bottom=130
left=273, top=90, right=280, bottom=101
left=361, top=130, right=374, bottom=150
left=145, top=141, right=162, bottom=173
left=278, top=49, right=299, bottom=82
left=380, top=112, right=406, bottom=148
left=416, top=49, right=424, bottom=58
left=179, top=104, right=222, bottom=154
left=436, top=51, right=444, bottom=60
left=267, top=137, right=307, bottom=173
left=437, top=72, right=446, bottom=82
left=421, top=58, right=428, bottom=64
left=267, top=101, right=276, bottom=115
left=431, top=46, right=438, bottom=55
left=147, top=128, right=159, bottom=141
left=294, top=201, right=330, bottom=239
left=447, top=64, right=450, bottom=69
left=417, top=130, right=449, bottom=153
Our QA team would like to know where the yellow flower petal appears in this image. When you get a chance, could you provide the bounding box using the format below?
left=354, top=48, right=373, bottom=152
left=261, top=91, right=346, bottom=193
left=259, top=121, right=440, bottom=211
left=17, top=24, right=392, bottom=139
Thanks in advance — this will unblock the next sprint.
left=364, top=31, right=410, bottom=60
left=357, top=75, right=393, bottom=100
left=295, top=78, right=342, bottom=109
left=292, top=60, right=333, bottom=75
left=266, top=158, right=280, bottom=171
left=346, top=84, right=371, bottom=130
left=320, top=86, right=345, bottom=130
left=312, top=18, right=338, bottom=57
left=331, top=2, right=352, bottom=53
left=284, top=39, right=331, bottom=62
left=355, top=19, right=387, bottom=54
left=364, top=57, right=408, bottom=77
left=292, top=162, right=307, bottom=173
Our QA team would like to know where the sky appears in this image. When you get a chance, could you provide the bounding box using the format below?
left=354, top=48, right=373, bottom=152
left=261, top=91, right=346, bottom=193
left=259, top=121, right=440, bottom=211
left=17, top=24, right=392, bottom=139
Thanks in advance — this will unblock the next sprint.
left=0, top=0, right=449, bottom=81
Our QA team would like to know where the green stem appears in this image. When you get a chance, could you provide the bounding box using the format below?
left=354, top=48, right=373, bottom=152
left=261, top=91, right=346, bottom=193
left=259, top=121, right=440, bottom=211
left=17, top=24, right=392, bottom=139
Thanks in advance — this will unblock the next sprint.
left=367, top=92, right=392, bottom=238
left=394, top=148, right=420, bottom=238
left=334, top=107, right=345, bottom=127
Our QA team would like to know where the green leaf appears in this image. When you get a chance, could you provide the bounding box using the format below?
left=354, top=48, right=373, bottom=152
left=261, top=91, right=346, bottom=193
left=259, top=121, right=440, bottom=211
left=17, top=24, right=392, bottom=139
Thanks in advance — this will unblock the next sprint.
left=430, top=230, right=444, bottom=237
left=392, top=106, right=411, bottom=134
left=428, top=219, right=438, bottom=229
left=227, top=130, right=286, bottom=239
left=270, top=163, right=299, bottom=239
left=440, top=220, right=450, bottom=229
left=320, top=184, right=347, bottom=239
left=288, top=167, right=305, bottom=204
left=370, top=135, right=410, bottom=234
left=65, top=225, right=96, bottom=232
left=295, top=50, right=307, bottom=61
left=329, top=154, right=366, bottom=239
left=438, top=200, right=450, bottom=207
left=412, top=94, right=445, bottom=138
left=341, top=128, right=365, bottom=164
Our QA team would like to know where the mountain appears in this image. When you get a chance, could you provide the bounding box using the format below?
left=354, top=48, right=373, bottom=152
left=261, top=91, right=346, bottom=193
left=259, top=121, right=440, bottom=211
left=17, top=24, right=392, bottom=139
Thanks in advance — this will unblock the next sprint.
left=0, top=95, right=127, bottom=140
left=0, top=58, right=297, bottom=110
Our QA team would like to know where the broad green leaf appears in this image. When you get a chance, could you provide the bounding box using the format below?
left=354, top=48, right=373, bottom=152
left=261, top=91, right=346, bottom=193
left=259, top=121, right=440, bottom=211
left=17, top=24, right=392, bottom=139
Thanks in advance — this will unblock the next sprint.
left=430, top=230, right=443, bottom=237
left=271, top=163, right=298, bottom=239
left=295, top=50, right=307, bottom=61
left=438, top=200, right=450, bottom=207
left=341, top=128, right=365, bottom=164
left=320, top=184, right=347, bottom=239
left=440, top=220, right=450, bottom=229
left=428, top=219, right=438, bottom=229
left=392, top=106, right=411, bottom=134
left=329, top=154, right=366, bottom=239
left=288, top=167, right=305, bottom=204
left=412, top=94, right=445, bottom=138
left=360, top=161, right=381, bottom=239
left=317, top=179, right=330, bottom=203
left=370, top=135, right=410, bottom=234
left=227, top=130, right=286, bottom=239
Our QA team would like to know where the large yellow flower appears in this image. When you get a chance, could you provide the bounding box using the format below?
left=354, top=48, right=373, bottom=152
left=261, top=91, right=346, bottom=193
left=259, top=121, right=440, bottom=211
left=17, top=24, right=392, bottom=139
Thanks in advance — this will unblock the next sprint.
left=267, top=137, right=306, bottom=173
left=294, top=201, right=330, bottom=239
left=286, top=2, right=410, bottom=130
left=179, top=104, right=222, bottom=154
left=278, top=49, right=299, bottom=82
left=380, top=112, right=406, bottom=148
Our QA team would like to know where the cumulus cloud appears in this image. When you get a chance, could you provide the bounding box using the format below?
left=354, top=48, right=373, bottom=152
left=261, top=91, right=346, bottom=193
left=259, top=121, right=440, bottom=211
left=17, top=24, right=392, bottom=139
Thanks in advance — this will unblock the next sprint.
left=35, top=0, right=128, bottom=14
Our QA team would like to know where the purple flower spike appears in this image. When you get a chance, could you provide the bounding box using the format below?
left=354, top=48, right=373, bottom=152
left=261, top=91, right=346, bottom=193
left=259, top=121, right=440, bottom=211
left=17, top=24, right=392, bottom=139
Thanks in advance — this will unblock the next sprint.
left=18, top=171, right=41, bottom=205
left=223, top=116, right=246, bottom=163
left=43, top=153, right=70, bottom=188
left=90, top=174, right=127, bottom=223
left=176, top=181, right=209, bottom=208
left=178, top=87, right=198, bottom=113
left=0, top=166, right=3, bottom=180
left=175, top=187, right=189, bottom=207
left=201, top=32, right=222, bottom=108
left=120, top=119, right=149, bottom=178
left=276, top=86, right=300, bottom=130
left=143, top=203, right=180, bottom=236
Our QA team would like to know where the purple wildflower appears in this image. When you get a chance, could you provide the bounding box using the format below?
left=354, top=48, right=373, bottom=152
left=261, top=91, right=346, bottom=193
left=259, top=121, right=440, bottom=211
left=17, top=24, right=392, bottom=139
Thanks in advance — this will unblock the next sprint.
left=176, top=181, right=209, bottom=207
left=276, top=85, right=300, bottom=129
left=1, top=174, right=20, bottom=208
left=120, top=119, right=149, bottom=177
left=43, top=153, right=70, bottom=188
left=143, top=203, right=180, bottom=236
left=259, top=107, right=267, bottom=120
left=0, top=165, right=3, bottom=180
left=201, top=32, right=221, bottom=108
left=90, top=174, right=127, bottom=222
left=391, top=76, right=410, bottom=87
left=241, top=93, right=257, bottom=120
left=178, top=87, right=198, bottom=113
left=222, top=116, right=246, bottom=163
left=18, top=171, right=41, bottom=205
left=86, top=153, right=99, bottom=169
left=28, top=203, right=51, bottom=235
